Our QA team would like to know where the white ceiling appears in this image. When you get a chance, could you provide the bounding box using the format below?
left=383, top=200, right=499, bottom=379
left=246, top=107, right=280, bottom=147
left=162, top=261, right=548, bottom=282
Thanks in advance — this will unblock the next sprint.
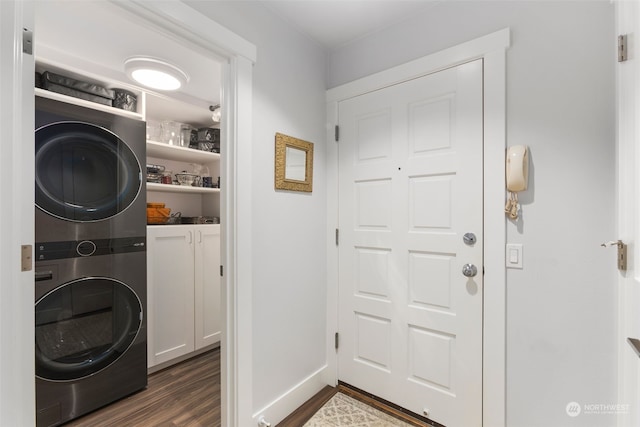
left=34, top=1, right=222, bottom=126
left=33, top=0, right=436, bottom=124
left=264, top=0, right=440, bottom=49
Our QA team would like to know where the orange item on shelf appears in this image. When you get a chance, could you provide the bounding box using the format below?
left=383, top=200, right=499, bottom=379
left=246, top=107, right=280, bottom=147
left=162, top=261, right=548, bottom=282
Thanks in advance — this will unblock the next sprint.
left=146, top=203, right=171, bottom=224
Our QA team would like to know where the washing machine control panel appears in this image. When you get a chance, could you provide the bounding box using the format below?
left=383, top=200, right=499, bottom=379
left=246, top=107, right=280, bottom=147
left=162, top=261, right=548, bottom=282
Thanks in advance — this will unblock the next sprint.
left=76, top=240, right=97, bottom=257
left=36, top=236, right=146, bottom=261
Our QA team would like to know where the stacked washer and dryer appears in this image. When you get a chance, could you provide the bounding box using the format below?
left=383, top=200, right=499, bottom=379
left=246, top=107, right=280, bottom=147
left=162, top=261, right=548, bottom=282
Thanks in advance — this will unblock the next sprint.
left=34, top=96, right=148, bottom=427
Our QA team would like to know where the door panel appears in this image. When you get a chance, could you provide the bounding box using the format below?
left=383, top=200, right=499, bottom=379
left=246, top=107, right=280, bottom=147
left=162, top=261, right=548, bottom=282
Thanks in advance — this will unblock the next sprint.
left=195, top=224, right=222, bottom=349
left=338, top=60, right=483, bottom=426
left=147, top=226, right=195, bottom=367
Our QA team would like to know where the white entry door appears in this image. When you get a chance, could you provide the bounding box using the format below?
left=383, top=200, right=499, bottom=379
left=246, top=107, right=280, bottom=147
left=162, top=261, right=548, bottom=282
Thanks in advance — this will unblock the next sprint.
left=337, top=59, right=483, bottom=427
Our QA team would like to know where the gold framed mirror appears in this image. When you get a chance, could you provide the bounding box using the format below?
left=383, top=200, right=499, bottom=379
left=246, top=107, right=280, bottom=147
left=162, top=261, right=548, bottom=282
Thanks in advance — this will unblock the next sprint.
left=274, top=133, right=314, bottom=192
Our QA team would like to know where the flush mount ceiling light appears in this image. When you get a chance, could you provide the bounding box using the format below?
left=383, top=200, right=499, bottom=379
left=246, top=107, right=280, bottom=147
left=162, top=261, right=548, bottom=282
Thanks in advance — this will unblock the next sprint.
left=124, top=57, right=189, bottom=91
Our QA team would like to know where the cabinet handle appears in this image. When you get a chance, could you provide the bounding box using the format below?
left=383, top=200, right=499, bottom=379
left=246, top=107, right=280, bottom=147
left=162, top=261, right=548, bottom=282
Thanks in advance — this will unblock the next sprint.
left=198, top=230, right=202, bottom=244
left=188, top=230, right=193, bottom=244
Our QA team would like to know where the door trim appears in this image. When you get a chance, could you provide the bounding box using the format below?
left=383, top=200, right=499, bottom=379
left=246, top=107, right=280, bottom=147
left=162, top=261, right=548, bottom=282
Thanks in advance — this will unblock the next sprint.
left=615, top=2, right=640, bottom=426
left=0, top=1, right=35, bottom=425
left=326, top=28, right=510, bottom=427
left=111, top=4, right=256, bottom=425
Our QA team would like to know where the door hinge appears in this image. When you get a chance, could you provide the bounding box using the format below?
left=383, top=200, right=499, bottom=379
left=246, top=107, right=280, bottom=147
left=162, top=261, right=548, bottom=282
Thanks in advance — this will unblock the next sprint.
left=335, top=228, right=339, bottom=246
left=21, top=245, right=32, bottom=272
left=335, top=332, right=339, bottom=350
left=619, top=34, right=628, bottom=63
left=619, top=243, right=628, bottom=271
left=335, top=125, right=340, bottom=142
left=22, top=28, right=33, bottom=56
left=601, top=240, right=627, bottom=271
left=220, top=265, right=223, bottom=277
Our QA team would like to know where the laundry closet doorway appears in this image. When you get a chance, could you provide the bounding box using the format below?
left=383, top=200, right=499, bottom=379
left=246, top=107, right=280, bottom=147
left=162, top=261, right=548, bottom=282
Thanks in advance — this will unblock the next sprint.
left=326, top=29, right=510, bottom=427
left=0, top=2, right=256, bottom=426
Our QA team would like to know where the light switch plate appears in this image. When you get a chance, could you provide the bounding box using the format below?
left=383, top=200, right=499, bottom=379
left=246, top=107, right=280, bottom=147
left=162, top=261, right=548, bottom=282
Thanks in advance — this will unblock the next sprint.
left=506, top=243, right=523, bottom=269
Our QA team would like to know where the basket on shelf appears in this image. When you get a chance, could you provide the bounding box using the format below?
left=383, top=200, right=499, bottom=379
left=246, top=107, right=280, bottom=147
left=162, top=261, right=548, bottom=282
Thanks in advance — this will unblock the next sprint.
left=147, top=202, right=171, bottom=225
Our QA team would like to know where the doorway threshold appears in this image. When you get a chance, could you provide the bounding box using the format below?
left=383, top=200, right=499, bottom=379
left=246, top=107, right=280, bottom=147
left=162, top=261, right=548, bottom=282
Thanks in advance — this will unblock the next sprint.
left=337, top=382, right=443, bottom=427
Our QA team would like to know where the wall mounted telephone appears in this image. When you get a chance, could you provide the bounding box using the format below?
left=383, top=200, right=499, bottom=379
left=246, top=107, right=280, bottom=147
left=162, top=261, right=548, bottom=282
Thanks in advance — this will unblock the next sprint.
left=505, top=145, right=529, bottom=220
left=506, top=145, right=529, bottom=192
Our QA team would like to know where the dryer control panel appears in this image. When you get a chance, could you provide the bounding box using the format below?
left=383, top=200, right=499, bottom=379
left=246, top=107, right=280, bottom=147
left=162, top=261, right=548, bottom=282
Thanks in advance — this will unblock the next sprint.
left=36, top=236, right=146, bottom=261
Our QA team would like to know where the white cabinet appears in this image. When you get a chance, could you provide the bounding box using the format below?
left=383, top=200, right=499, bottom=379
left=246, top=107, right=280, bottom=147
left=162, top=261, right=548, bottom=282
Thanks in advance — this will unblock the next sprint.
left=147, top=224, right=221, bottom=368
left=144, top=92, right=222, bottom=370
left=194, top=225, right=221, bottom=349
left=147, top=225, right=195, bottom=367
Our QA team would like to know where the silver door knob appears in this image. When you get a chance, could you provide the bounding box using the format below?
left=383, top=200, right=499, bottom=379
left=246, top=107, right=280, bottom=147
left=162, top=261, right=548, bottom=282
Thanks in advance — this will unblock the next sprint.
left=462, top=263, right=477, bottom=277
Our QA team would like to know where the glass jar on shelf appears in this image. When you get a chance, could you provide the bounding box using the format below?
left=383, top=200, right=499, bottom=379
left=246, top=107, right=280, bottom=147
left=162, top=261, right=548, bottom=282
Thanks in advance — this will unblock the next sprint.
left=161, top=121, right=182, bottom=145
left=161, top=170, right=173, bottom=185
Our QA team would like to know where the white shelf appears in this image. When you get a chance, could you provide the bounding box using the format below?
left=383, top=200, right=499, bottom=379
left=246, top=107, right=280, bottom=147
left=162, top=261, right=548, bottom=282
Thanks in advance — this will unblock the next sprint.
left=146, top=140, right=221, bottom=163
left=147, top=182, right=220, bottom=194
left=35, top=88, right=143, bottom=120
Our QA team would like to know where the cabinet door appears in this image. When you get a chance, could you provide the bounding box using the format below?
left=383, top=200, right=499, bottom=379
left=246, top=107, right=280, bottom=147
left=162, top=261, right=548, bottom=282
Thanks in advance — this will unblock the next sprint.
left=194, top=224, right=221, bottom=349
left=147, top=226, right=195, bottom=367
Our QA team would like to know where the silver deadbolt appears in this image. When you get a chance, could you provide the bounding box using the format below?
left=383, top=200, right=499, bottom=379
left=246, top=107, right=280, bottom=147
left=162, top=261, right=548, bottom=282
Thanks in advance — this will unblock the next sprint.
left=462, top=263, right=477, bottom=278
left=463, top=232, right=476, bottom=245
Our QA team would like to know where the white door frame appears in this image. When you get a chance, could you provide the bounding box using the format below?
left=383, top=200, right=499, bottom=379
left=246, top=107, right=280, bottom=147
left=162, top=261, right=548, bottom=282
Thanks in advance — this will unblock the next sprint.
left=615, top=2, right=640, bottom=426
left=326, top=28, right=510, bottom=427
left=0, top=1, right=35, bottom=425
left=0, top=1, right=256, bottom=425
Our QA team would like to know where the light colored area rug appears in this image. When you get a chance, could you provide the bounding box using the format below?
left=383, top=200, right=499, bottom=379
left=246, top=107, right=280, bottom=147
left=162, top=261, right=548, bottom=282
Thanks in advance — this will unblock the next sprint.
left=303, top=392, right=414, bottom=427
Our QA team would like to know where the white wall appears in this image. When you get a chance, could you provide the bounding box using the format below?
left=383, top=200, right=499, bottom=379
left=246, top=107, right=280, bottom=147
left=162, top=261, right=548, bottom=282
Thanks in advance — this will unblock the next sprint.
left=329, top=2, right=617, bottom=427
left=184, top=1, right=328, bottom=423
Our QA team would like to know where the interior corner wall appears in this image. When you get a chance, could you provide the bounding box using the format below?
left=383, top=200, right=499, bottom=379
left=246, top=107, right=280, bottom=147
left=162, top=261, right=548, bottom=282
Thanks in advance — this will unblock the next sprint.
left=184, top=1, right=328, bottom=422
left=328, top=2, right=617, bottom=427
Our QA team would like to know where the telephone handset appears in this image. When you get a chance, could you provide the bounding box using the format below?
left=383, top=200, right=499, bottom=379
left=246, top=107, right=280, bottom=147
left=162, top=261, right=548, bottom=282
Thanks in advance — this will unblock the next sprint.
left=505, top=145, right=529, bottom=220
left=506, top=145, right=529, bottom=192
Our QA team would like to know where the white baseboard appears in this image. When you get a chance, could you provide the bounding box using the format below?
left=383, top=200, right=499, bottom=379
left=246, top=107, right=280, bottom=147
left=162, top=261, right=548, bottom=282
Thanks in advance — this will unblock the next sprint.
left=252, top=364, right=329, bottom=426
left=147, top=343, right=219, bottom=375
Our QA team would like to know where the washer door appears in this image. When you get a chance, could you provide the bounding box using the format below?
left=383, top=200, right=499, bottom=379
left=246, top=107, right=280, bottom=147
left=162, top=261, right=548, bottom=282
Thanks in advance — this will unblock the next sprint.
left=35, top=277, right=143, bottom=381
left=35, top=121, right=142, bottom=222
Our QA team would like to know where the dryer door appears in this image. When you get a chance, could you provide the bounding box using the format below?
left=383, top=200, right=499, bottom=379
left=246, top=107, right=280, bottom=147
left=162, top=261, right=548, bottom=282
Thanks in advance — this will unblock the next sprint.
left=35, top=277, right=143, bottom=381
left=35, top=121, right=142, bottom=222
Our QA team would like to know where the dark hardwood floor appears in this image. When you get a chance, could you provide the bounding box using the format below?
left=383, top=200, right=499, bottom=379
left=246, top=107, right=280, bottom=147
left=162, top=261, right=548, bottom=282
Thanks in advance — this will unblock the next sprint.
left=64, top=349, right=220, bottom=427
left=63, top=349, right=431, bottom=427
left=276, top=386, right=337, bottom=427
